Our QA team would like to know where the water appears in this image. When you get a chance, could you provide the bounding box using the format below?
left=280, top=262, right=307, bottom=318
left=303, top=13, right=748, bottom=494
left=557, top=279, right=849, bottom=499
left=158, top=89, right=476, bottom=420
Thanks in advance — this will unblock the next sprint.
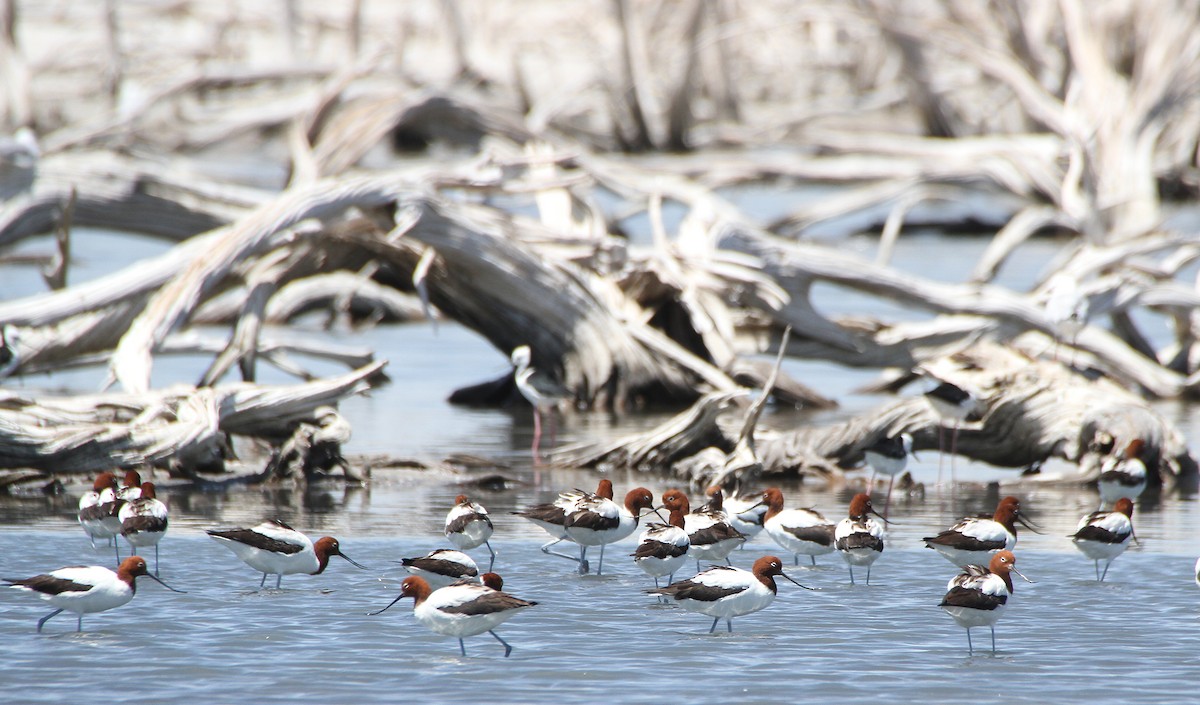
left=2, top=225, right=1199, bottom=704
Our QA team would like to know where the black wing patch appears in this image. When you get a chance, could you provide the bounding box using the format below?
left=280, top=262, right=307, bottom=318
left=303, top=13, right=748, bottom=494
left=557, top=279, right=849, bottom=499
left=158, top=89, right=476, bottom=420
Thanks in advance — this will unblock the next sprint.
left=206, top=528, right=304, bottom=554
left=923, top=531, right=1006, bottom=552
left=632, top=539, right=689, bottom=560
left=836, top=533, right=884, bottom=552
left=688, top=524, right=744, bottom=547
left=940, top=585, right=1007, bottom=611
left=511, top=504, right=566, bottom=526
left=565, top=510, right=620, bottom=533
left=122, top=516, right=168, bottom=535
left=652, top=578, right=744, bottom=603
left=446, top=512, right=493, bottom=534
left=6, top=574, right=94, bottom=595
left=1073, top=525, right=1126, bottom=543
left=440, top=592, right=537, bottom=616
left=401, top=557, right=478, bottom=578
left=783, top=524, right=835, bottom=547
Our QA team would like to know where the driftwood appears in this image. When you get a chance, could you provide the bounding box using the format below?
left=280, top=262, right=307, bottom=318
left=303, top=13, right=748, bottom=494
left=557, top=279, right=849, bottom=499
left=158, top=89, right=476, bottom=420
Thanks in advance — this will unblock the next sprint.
left=0, top=361, right=386, bottom=476
left=561, top=342, right=1197, bottom=489
left=1, top=1, right=1199, bottom=488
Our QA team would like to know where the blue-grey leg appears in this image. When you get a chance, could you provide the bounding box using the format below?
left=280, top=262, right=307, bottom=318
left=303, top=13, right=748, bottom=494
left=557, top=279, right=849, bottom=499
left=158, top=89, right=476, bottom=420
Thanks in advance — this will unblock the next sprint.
left=810, top=555, right=817, bottom=567
left=485, top=541, right=496, bottom=572
left=708, top=617, right=720, bottom=633
left=259, top=573, right=268, bottom=588
left=275, top=574, right=282, bottom=589
left=36, top=608, right=64, bottom=633
left=989, top=625, right=996, bottom=654
left=726, top=619, right=733, bottom=633
left=1100, top=559, right=1112, bottom=582
left=154, top=543, right=160, bottom=576
left=848, top=566, right=856, bottom=585
left=459, top=638, right=467, bottom=656
left=540, top=538, right=580, bottom=563
left=866, top=565, right=872, bottom=585
left=596, top=544, right=606, bottom=575
left=489, top=629, right=513, bottom=657
left=1094, top=560, right=1101, bottom=581
left=966, top=627, right=973, bottom=654
left=577, top=546, right=590, bottom=575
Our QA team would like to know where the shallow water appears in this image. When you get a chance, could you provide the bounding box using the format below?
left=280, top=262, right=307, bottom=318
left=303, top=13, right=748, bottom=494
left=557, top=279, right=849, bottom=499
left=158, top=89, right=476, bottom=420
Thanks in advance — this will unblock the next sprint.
left=1, top=483, right=1198, bottom=705
left=2, top=224, right=1200, bottom=704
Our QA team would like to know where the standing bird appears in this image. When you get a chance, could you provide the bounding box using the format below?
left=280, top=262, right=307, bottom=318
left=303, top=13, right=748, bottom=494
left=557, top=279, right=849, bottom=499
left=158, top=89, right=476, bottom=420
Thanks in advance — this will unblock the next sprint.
left=5, top=556, right=185, bottom=633
left=722, top=491, right=769, bottom=545
left=369, top=574, right=537, bottom=658
left=117, top=469, right=144, bottom=501
left=399, top=549, right=479, bottom=589
left=834, top=493, right=887, bottom=585
left=631, top=489, right=691, bottom=594
left=78, top=472, right=122, bottom=560
left=444, top=494, right=496, bottom=572
left=649, top=555, right=813, bottom=633
left=119, top=482, right=169, bottom=575
left=924, top=381, right=977, bottom=485
left=512, top=478, right=614, bottom=573
left=939, top=550, right=1032, bottom=655
left=206, top=519, right=367, bottom=589
left=1071, top=498, right=1135, bottom=582
left=760, top=487, right=836, bottom=567
left=1097, top=439, right=1148, bottom=509
left=564, top=487, right=659, bottom=575
left=863, top=433, right=913, bottom=518
left=923, top=496, right=1037, bottom=568
left=684, top=488, right=747, bottom=572
left=511, top=345, right=571, bottom=462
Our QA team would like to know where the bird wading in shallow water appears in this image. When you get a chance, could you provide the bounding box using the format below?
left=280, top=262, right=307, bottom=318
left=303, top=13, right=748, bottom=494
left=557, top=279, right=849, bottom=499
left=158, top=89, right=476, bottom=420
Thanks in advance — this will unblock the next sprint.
left=760, top=487, right=836, bottom=567
left=512, top=479, right=615, bottom=574
left=369, top=573, right=536, bottom=658
left=1071, top=498, right=1136, bottom=582
left=923, top=496, right=1040, bottom=568
left=444, top=494, right=496, bottom=572
left=834, top=493, right=888, bottom=585
left=5, top=556, right=186, bottom=633
left=1097, top=439, right=1148, bottom=509
left=939, top=550, right=1032, bottom=655
left=649, top=555, right=814, bottom=633
left=206, top=519, right=367, bottom=589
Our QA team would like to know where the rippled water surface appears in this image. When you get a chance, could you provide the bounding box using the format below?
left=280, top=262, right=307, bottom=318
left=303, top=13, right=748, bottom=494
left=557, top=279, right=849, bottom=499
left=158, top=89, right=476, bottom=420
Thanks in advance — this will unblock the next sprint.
left=2, top=229, right=1199, bottom=704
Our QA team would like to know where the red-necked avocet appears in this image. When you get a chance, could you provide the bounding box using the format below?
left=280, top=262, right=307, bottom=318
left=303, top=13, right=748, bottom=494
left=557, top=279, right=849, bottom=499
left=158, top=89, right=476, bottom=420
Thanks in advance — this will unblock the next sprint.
left=760, top=487, right=836, bottom=567
left=834, top=493, right=888, bottom=585
left=1071, top=497, right=1136, bottom=582
left=399, top=549, right=480, bottom=589
left=1097, top=439, right=1148, bottom=509
left=444, top=494, right=496, bottom=571
left=649, top=555, right=813, bottom=633
left=5, top=556, right=185, bottom=633
left=923, top=496, right=1038, bottom=568
left=369, top=573, right=537, bottom=657
left=512, top=478, right=614, bottom=573
left=684, top=488, right=746, bottom=572
left=722, top=490, right=769, bottom=545
left=632, top=489, right=691, bottom=594
left=78, top=472, right=121, bottom=558
left=939, top=550, right=1032, bottom=655
left=206, top=519, right=367, bottom=589
left=117, top=469, right=143, bottom=501
left=564, top=487, right=659, bottom=575
left=118, top=482, right=169, bottom=575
